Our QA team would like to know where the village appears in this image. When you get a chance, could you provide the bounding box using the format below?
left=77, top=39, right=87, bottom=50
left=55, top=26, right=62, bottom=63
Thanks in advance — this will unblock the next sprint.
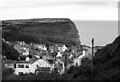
left=2, top=38, right=103, bottom=75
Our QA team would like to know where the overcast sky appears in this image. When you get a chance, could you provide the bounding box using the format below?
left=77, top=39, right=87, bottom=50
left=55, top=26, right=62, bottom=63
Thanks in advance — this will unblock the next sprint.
left=0, top=0, right=119, bottom=46
left=0, top=0, right=119, bottom=20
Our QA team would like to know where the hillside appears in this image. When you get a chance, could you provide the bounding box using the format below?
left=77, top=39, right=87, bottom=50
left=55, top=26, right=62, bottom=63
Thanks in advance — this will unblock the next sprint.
left=2, top=40, right=20, bottom=60
left=2, top=18, right=80, bottom=46
left=93, top=36, right=120, bottom=80
left=64, top=36, right=120, bottom=80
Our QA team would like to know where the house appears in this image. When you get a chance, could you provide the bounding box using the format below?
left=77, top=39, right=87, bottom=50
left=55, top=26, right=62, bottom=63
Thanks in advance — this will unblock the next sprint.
left=55, top=57, right=73, bottom=74
left=81, top=44, right=90, bottom=51
left=21, top=49, right=29, bottom=56
left=73, top=49, right=95, bottom=66
left=55, top=58, right=65, bottom=74
left=60, top=57, right=73, bottom=69
left=33, top=56, right=54, bottom=71
left=14, top=61, right=35, bottom=75
left=68, top=53, right=73, bottom=60
left=94, top=46, right=103, bottom=54
left=49, top=45, right=56, bottom=53
left=73, top=50, right=87, bottom=66
left=14, top=56, right=55, bottom=75
left=67, top=46, right=82, bottom=59
left=71, top=46, right=78, bottom=53
left=14, top=44, right=22, bottom=53
left=56, top=52, right=62, bottom=58
left=37, top=44, right=47, bottom=51
left=54, top=62, right=64, bottom=74
left=55, top=43, right=67, bottom=52
left=14, top=43, right=30, bottom=56
left=3, top=60, right=16, bottom=69
left=34, top=57, right=55, bottom=73
left=25, top=57, right=30, bottom=61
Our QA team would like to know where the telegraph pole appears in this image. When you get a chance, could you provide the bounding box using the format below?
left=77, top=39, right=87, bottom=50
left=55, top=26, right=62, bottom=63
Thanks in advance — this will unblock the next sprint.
left=91, top=38, right=94, bottom=80
left=64, top=51, right=67, bottom=73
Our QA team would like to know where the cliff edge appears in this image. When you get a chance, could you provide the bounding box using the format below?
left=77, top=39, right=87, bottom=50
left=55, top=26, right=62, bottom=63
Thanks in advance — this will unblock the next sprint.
left=2, top=18, right=80, bottom=46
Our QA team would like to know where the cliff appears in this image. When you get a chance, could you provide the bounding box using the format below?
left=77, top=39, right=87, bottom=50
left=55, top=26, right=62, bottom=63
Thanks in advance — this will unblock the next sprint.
left=2, top=18, right=80, bottom=46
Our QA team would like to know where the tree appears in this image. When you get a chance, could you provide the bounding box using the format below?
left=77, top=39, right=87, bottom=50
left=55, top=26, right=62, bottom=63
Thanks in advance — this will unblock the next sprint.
left=2, top=41, right=20, bottom=60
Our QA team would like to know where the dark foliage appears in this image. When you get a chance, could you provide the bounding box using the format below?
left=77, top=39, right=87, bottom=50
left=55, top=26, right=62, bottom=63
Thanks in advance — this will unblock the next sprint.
left=2, top=41, right=20, bottom=60
left=2, top=68, right=14, bottom=79
left=3, top=71, right=62, bottom=80
left=92, top=36, right=120, bottom=80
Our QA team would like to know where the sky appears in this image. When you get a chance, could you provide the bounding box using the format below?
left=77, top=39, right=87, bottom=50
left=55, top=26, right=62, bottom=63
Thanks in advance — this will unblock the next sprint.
left=0, top=0, right=119, bottom=46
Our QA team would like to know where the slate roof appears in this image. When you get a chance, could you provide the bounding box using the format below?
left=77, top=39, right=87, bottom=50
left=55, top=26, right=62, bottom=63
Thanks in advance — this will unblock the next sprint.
left=54, top=63, right=63, bottom=70
left=42, top=57, right=54, bottom=65
left=4, top=60, right=17, bottom=65
left=57, top=57, right=73, bottom=65
left=36, top=67, right=51, bottom=71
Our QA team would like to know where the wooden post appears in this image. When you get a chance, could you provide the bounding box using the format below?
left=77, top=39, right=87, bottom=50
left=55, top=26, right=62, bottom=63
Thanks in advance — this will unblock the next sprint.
left=91, top=38, right=94, bottom=80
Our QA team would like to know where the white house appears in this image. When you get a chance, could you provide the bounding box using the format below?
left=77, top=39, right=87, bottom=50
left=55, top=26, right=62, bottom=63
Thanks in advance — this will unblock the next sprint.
left=22, top=50, right=29, bottom=56
left=14, top=43, right=30, bottom=56
left=58, top=45, right=67, bottom=52
left=36, top=44, right=47, bottom=51
left=4, top=60, right=16, bottom=69
left=32, top=58, right=54, bottom=71
left=14, top=57, right=54, bottom=75
left=25, top=57, right=30, bottom=61
left=56, top=52, right=62, bottom=58
left=14, top=61, right=35, bottom=75
left=55, top=59, right=65, bottom=75
left=73, top=50, right=86, bottom=66
left=68, top=53, right=73, bottom=59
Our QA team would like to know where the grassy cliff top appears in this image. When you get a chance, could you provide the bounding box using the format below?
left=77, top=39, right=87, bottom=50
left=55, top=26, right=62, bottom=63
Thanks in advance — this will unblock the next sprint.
left=2, top=18, right=80, bottom=46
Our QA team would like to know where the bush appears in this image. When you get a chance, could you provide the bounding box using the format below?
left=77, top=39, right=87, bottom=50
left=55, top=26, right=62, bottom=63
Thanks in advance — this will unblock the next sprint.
left=2, top=68, right=14, bottom=79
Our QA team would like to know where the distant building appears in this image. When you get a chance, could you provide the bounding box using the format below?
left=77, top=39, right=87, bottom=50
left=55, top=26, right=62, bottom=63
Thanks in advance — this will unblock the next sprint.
left=35, top=44, right=47, bottom=51
left=14, top=43, right=30, bottom=56
left=81, top=44, right=90, bottom=51
left=73, top=50, right=93, bottom=66
left=56, top=52, right=62, bottom=58
left=55, top=57, right=73, bottom=74
left=73, top=50, right=86, bottom=66
left=49, top=45, right=56, bottom=53
left=55, top=43, right=67, bottom=52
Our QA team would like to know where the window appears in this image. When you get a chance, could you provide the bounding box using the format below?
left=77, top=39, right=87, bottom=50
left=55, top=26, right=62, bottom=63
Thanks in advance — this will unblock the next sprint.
left=47, top=59, right=54, bottom=64
left=40, top=56, right=42, bottom=59
left=76, top=63, right=78, bottom=66
left=19, top=72, right=23, bottom=75
left=18, top=64, right=24, bottom=68
left=54, top=68, right=57, bottom=70
left=36, top=65, right=38, bottom=67
left=14, top=64, right=16, bottom=68
left=26, top=65, right=29, bottom=68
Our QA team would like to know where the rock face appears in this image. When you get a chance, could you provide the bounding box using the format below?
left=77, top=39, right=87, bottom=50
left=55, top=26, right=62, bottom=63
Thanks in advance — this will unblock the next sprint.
left=2, top=18, right=80, bottom=46
left=93, top=36, right=120, bottom=80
